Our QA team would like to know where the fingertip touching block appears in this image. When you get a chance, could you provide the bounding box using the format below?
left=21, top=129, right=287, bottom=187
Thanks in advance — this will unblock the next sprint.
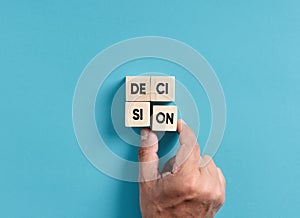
left=125, top=102, right=150, bottom=127
left=126, top=76, right=151, bottom=101
left=150, top=76, right=175, bottom=102
left=152, top=105, right=177, bottom=131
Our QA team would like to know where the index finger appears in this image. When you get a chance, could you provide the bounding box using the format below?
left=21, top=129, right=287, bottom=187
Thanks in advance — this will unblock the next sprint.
left=172, top=120, right=200, bottom=173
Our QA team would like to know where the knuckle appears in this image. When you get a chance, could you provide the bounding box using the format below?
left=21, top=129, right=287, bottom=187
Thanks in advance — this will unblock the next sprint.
left=200, top=182, right=224, bottom=203
left=183, top=177, right=199, bottom=194
left=200, top=155, right=212, bottom=167
left=214, top=189, right=225, bottom=204
left=201, top=185, right=214, bottom=199
left=194, top=145, right=200, bottom=154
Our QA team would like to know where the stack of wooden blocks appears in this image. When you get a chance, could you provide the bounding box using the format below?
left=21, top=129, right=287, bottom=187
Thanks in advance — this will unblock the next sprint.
left=125, top=76, right=177, bottom=131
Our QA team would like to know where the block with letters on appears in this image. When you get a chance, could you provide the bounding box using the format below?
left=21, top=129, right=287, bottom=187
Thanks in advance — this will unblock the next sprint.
left=125, top=102, right=150, bottom=127
left=126, top=76, right=151, bottom=101
left=152, top=105, right=177, bottom=131
left=150, top=76, right=175, bottom=102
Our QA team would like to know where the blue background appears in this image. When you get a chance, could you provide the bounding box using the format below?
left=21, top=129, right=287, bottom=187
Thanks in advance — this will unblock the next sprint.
left=1, top=0, right=300, bottom=217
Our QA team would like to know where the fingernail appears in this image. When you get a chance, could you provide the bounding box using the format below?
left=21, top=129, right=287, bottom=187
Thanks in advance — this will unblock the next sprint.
left=141, top=129, right=149, bottom=141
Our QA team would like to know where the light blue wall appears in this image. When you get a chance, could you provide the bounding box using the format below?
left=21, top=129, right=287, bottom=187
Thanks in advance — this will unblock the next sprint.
left=1, top=1, right=300, bottom=217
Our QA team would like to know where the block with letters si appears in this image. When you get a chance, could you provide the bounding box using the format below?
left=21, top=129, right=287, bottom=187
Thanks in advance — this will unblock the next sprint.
left=125, top=102, right=150, bottom=127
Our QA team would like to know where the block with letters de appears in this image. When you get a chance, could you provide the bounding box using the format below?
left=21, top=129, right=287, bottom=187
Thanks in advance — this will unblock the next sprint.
left=150, top=76, right=175, bottom=102
left=151, top=105, right=177, bottom=131
left=125, top=102, right=150, bottom=127
left=126, top=76, right=151, bottom=101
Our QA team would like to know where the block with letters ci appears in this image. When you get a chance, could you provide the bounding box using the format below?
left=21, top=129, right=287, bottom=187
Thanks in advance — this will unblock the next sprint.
left=126, top=76, right=151, bottom=101
left=152, top=105, right=177, bottom=131
left=125, top=102, right=150, bottom=127
left=151, top=76, right=175, bottom=102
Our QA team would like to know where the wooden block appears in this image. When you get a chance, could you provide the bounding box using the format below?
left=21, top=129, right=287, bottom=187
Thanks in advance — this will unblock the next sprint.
left=152, top=105, right=177, bottom=131
left=150, top=76, right=175, bottom=102
left=125, top=102, right=150, bottom=127
left=126, top=76, right=151, bottom=101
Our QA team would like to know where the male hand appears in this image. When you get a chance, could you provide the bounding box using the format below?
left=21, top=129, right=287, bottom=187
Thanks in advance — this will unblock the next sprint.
left=138, top=120, right=226, bottom=218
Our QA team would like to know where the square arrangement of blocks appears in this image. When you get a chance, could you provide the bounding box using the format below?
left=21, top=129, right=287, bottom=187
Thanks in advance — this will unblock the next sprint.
left=125, top=76, right=177, bottom=131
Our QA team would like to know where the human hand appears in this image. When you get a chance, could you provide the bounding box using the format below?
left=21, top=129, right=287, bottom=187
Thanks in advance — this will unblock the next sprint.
left=138, top=120, right=226, bottom=218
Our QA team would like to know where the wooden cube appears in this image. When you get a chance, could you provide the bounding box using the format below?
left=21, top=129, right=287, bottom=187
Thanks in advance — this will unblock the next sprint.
left=126, top=76, right=151, bottom=101
left=150, top=76, right=175, bottom=102
left=152, top=105, right=177, bottom=131
left=125, top=102, right=150, bottom=127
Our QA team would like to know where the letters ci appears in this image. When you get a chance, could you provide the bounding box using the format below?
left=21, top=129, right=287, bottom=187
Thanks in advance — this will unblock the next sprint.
left=156, top=83, right=168, bottom=94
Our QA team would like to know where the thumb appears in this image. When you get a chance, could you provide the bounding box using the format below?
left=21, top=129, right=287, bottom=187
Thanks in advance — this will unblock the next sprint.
left=138, top=128, right=160, bottom=182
